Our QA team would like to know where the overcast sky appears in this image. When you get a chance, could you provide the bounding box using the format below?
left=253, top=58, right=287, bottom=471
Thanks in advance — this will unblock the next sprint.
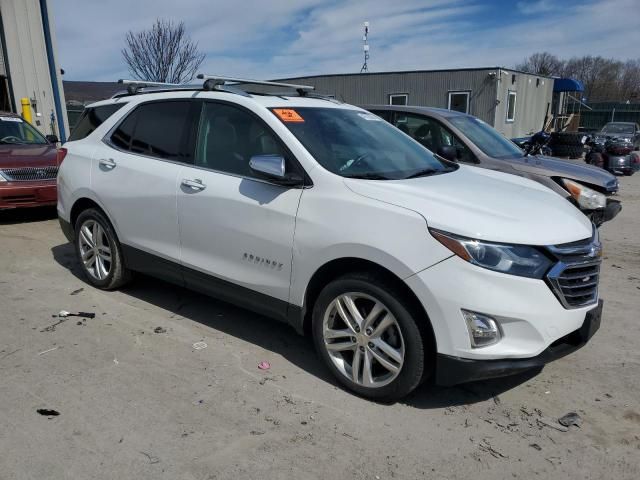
left=52, top=0, right=640, bottom=82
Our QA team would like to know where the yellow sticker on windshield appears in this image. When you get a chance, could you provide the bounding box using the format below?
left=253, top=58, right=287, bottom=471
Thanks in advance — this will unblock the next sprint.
left=273, top=109, right=304, bottom=123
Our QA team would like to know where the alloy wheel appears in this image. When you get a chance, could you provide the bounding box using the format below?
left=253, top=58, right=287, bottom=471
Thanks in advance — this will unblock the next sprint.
left=78, top=219, right=112, bottom=281
left=322, top=292, right=405, bottom=388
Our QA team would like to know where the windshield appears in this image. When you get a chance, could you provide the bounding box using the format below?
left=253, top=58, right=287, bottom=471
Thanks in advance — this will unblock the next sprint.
left=272, top=107, right=456, bottom=180
left=0, top=116, right=48, bottom=145
left=448, top=115, right=523, bottom=159
left=601, top=123, right=634, bottom=134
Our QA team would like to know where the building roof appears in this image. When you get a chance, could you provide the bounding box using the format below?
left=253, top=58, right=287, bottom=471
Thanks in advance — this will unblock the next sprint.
left=63, top=81, right=122, bottom=105
left=275, top=67, right=554, bottom=82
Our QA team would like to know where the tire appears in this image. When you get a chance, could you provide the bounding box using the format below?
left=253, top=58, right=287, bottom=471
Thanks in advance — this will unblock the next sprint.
left=74, top=208, right=132, bottom=290
left=586, top=152, right=604, bottom=168
left=550, top=132, right=585, bottom=147
left=311, top=272, right=430, bottom=402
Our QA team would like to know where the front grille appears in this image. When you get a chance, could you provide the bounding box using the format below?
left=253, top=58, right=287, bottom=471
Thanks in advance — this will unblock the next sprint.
left=546, top=229, right=601, bottom=309
left=547, top=261, right=600, bottom=308
left=0, top=166, right=58, bottom=182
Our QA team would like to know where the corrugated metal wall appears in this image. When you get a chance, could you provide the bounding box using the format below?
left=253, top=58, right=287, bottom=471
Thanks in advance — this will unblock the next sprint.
left=0, top=0, right=68, bottom=135
left=277, top=69, right=499, bottom=126
left=276, top=68, right=553, bottom=137
left=495, top=70, right=554, bottom=138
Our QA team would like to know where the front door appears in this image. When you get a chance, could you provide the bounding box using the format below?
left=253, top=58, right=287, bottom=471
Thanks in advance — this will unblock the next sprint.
left=177, top=102, right=303, bottom=319
left=91, top=100, right=194, bottom=282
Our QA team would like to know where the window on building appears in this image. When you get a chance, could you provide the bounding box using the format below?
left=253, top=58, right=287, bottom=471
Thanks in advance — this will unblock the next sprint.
left=506, top=91, right=517, bottom=122
left=448, top=92, right=470, bottom=114
left=69, top=103, right=126, bottom=141
left=389, top=94, right=408, bottom=106
left=109, top=101, right=192, bottom=162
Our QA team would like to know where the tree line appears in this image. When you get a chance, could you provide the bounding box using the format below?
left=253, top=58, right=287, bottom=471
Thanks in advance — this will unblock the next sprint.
left=515, top=52, right=640, bottom=104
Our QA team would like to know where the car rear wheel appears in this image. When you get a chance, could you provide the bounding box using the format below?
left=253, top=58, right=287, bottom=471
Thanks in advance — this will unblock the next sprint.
left=312, top=273, right=428, bottom=402
left=74, top=208, right=131, bottom=290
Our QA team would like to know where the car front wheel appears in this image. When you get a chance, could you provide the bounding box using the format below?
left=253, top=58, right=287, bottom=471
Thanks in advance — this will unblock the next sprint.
left=312, top=273, right=428, bottom=402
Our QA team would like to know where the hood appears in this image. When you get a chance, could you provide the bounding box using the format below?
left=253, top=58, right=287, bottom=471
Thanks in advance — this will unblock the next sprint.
left=0, top=143, right=58, bottom=169
left=344, top=165, right=592, bottom=246
left=504, top=154, right=617, bottom=191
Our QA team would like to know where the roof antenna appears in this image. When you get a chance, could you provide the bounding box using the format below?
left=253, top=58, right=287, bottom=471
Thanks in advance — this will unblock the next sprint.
left=360, top=22, right=370, bottom=73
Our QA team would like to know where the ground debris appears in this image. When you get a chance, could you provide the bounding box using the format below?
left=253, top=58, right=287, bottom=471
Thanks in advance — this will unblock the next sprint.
left=37, top=346, right=59, bottom=356
left=139, top=451, right=160, bottom=464
left=69, top=288, right=84, bottom=295
left=192, top=342, right=207, bottom=350
left=154, top=327, right=167, bottom=334
left=478, top=439, right=507, bottom=459
left=37, top=408, right=60, bottom=417
left=537, top=417, right=569, bottom=432
left=529, top=443, right=542, bottom=451
left=558, top=412, right=583, bottom=428
left=258, top=361, right=271, bottom=370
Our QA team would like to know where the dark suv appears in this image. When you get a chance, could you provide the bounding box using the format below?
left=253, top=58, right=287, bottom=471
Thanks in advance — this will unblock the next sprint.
left=365, top=105, right=621, bottom=226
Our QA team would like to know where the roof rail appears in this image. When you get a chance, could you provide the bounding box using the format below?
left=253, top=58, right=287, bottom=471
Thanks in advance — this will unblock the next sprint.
left=197, top=74, right=315, bottom=96
left=116, top=79, right=200, bottom=96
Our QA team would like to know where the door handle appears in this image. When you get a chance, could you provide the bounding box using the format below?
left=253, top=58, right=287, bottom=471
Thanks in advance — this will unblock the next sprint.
left=181, top=178, right=206, bottom=191
left=99, top=158, right=116, bottom=169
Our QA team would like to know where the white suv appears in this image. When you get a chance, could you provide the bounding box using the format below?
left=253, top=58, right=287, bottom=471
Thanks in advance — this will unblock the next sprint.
left=57, top=76, right=603, bottom=401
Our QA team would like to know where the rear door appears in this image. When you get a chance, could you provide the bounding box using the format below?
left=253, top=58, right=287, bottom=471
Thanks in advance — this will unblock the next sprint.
left=90, top=100, right=196, bottom=282
left=177, top=101, right=304, bottom=318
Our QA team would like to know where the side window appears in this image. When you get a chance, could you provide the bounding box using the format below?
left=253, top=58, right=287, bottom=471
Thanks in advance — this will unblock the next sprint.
left=68, top=103, right=126, bottom=141
left=195, top=102, right=286, bottom=177
left=109, top=101, right=192, bottom=162
left=436, top=123, right=475, bottom=163
left=393, top=113, right=440, bottom=152
left=369, top=110, right=392, bottom=123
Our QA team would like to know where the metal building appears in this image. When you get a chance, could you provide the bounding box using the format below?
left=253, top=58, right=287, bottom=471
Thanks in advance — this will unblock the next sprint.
left=0, top=0, right=68, bottom=140
left=277, top=67, right=554, bottom=138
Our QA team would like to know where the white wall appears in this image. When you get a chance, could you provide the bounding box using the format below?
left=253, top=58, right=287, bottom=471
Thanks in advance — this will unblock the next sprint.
left=0, top=0, right=68, bottom=136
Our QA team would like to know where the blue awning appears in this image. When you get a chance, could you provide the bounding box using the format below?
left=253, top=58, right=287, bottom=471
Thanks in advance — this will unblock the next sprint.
left=554, top=78, right=584, bottom=92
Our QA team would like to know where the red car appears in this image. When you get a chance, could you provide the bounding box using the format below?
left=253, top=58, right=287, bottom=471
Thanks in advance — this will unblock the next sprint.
left=0, top=112, right=65, bottom=210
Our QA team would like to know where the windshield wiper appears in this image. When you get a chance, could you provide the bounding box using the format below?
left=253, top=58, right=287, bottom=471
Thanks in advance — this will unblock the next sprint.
left=342, top=172, right=392, bottom=180
left=404, top=168, right=440, bottom=179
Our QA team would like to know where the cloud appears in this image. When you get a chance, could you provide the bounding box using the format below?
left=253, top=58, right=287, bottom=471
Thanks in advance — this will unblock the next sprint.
left=50, top=0, right=640, bottom=81
left=516, top=0, right=555, bottom=14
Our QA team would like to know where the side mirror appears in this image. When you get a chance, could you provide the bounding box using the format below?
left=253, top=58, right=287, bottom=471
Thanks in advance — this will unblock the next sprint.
left=437, top=145, right=458, bottom=162
left=46, top=134, right=59, bottom=144
left=249, top=155, right=303, bottom=186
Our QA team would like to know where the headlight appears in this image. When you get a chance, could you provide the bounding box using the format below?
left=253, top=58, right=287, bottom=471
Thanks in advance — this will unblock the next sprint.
left=0, top=171, right=7, bottom=182
left=561, top=179, right=606, bottom=210
left=430, top=229, right=553, bottom=278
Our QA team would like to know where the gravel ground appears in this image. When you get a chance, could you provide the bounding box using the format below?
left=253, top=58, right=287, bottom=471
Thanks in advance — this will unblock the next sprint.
left=1, top=174, right=639, bottom=480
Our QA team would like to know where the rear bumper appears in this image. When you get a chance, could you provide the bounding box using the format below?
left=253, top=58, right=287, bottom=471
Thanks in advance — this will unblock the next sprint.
left=0, top=182, right=57, bottom=209
left=435, top=300, right=603, bottom=386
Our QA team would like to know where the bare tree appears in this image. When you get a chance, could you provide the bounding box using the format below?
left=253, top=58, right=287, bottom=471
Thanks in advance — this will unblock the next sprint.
left=515, top=52, right=563, bottom=76
left=122, top=19, right=205, bottom=84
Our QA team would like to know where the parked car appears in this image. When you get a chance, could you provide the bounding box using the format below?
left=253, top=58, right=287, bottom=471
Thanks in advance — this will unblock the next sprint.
left=0, top=112, right=62, bottom=210
left=593, top=122, right=640, bottom=150
left=58, top=78, right=603, bottom=401
left=365, top=106, right=620, bottom=227
left=585, top=130, right=638, bottom=176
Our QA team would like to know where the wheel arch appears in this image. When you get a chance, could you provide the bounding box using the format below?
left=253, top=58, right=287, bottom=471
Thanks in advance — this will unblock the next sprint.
left=298, top=257, right=436, bottom=353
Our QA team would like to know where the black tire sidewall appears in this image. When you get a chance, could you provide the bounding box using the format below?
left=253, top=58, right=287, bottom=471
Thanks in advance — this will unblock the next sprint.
left=311, top=275, right=427, bottom=402
left=74, top=208, right=124, bottom=289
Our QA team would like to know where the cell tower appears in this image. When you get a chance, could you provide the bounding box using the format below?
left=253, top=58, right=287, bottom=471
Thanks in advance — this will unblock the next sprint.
left=360, top=21, right=370, bottom=73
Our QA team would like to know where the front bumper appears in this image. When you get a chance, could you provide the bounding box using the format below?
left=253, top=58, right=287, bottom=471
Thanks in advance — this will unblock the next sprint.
left=406, top=255, right=600, bottom=375
left=435, top=300, right=602, bottom=385
left=589, top=198, right=622, bottom=226
left=0, top=182, right=57, bottom=209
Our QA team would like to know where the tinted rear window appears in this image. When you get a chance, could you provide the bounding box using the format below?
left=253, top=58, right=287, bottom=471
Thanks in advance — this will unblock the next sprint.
left=68, top=103, right=126, bottom=141
left=109, top=101, right=192, bottom=162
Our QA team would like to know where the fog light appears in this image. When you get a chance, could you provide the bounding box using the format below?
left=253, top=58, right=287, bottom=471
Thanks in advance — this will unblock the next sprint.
left=462, top=310, right=501, bottom=348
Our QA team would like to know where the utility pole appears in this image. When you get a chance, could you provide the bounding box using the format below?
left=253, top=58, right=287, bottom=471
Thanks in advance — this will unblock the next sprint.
left=360, top=22, right=370, bottom=73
